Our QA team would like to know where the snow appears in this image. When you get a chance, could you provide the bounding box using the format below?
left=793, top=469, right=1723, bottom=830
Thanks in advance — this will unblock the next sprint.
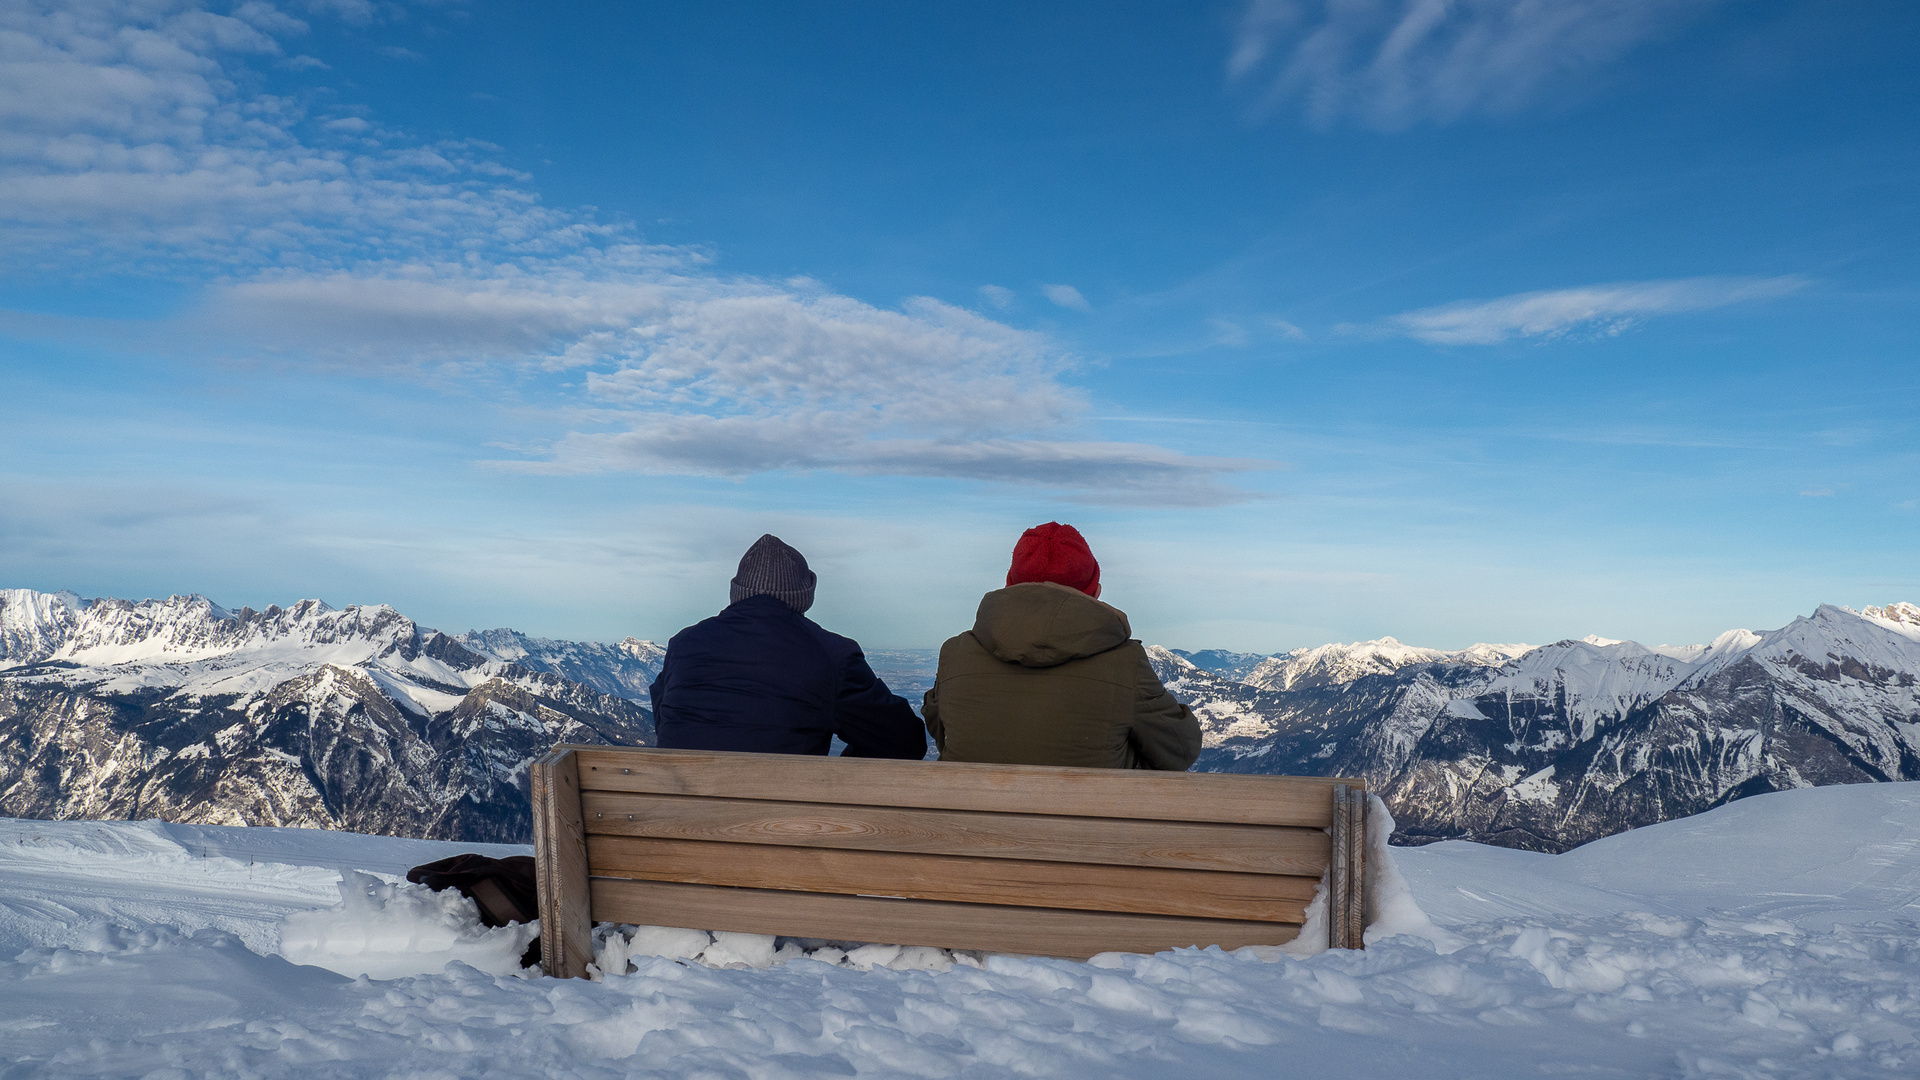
left=3, top=784, right=1917, bottom=1076
left=0, top=817, right=528, bottom=957
left=279, top=870, right=539, bottom=980
left=1359, top=794, right=1466, bottom=953
left=1508, top=764, right=1561, bottom=804
left=1395, top=780, right=1920, bottom=930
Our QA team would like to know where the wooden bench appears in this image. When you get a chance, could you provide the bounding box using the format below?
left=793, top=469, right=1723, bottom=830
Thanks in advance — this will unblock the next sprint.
left=530, top=745, right=1368, bottom=978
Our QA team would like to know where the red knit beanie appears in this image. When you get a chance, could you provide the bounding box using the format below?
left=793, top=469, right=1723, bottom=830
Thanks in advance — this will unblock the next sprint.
left=1006, top=522, right=1101, bottom=597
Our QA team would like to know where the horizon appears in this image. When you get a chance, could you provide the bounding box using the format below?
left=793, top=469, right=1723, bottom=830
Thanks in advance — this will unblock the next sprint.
left=6, top=582, right=1914, bottom=656
left=4, top=1, right=1917, bottom=654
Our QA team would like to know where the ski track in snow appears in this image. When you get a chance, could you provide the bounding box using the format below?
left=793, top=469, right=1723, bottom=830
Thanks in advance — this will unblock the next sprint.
left=0, top=786, right=1916, bottom=1077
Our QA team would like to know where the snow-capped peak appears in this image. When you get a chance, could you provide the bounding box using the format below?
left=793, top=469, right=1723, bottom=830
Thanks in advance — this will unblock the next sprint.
left=1141, top=643, right=1199, bottom=671
left=1243, top=636, right=1534, bottom=691
left=456, top=628, right=666, bottom=703
left=617, top=637, right=667, bottom=666
left=0, top=588, right=89, bottom=665
left=1452, top=642, right=1534, bottom=665
left=1860, top=602, right=1920, bottom=635
left=1738, top=602, right=1920, bottom=670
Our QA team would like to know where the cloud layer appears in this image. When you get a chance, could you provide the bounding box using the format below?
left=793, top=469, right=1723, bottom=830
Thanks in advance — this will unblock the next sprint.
left=1, top=1, right=1263, bottom=506
left=0, top=1, right=601, bottom=272
left=1230, top=0, right=1721, bottom=130
left=1382, top=275, right=1806, bottom=345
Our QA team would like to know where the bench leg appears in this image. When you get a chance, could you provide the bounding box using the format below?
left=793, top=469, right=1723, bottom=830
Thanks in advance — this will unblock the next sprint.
left=532, top=746, right=594, bottom=979
left=1329, top=784, right=1369, bottom=950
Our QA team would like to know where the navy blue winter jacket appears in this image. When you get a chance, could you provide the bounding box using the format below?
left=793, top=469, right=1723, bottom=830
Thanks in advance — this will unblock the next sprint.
left=649, top=595, right=927, bottom=759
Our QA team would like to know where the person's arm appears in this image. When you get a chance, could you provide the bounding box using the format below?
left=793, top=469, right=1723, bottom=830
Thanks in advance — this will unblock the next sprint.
left=833, top=650, right=929, bottom=760
left=1127, top=646, right=1202, bottom=771
left=922, top=683, right=944, bottom=757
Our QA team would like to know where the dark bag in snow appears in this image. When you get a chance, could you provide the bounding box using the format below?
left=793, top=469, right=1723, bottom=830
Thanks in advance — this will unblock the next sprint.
left=407, top=853, right=542, bottom=970
left=406, top=854, right=538, bottom=928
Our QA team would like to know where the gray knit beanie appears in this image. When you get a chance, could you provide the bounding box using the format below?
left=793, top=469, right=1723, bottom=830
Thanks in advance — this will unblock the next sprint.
left=729, top=534, right=817, bottom=614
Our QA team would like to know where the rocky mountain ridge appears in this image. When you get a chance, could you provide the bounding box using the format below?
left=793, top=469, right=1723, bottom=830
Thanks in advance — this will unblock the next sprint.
left=0, top=589, right=655, bottom=843
left=1175, top=602, right=1920, bottom=851
left=454, top=626, right=666, bottom=704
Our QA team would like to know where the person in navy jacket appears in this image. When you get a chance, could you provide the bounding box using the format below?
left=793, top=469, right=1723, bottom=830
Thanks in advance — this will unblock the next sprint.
left=649, top=534, right=927, bottom=759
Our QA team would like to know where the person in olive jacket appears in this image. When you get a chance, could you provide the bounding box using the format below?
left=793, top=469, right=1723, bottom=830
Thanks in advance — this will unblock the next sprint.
left=650, top=534, right=926, bottom=759
left=922, top=523, right=1201, bottom=770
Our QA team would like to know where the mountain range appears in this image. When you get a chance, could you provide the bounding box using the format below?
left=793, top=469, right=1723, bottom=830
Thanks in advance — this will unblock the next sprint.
left=4, top=587, right=1917, bottom=851
left=1161, top=603, right=1920, bottom=850
left=0, top=590, right=655, bottom=844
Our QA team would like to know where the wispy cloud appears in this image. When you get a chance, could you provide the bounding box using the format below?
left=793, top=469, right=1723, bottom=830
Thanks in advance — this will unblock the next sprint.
left=0, top=1, right=586, bottom=273
left=1041, top=284, right=1091, bottom=311
left=531, top=426, right=1267, bottom=508
left=977, top=284, right=1015, bottom=310
left=1378, top=275, right=1807, bottom=345
left=0, top=1, right=1264, bottom=507
left=1228, top=0, right=1722, bottom=130
left=195, top=274, right=1268, bottom=504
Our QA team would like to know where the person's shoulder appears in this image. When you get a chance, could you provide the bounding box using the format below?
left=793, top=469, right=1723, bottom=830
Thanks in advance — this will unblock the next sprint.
left=796, top=614, right=864, bottom=660
left=1082, top=638, right=1152, bottom=675
left=668, top=602, right=757, bottom=647
left=936, top=630, right=983, bottom=658
left=666, top=614, right=718, bottom=645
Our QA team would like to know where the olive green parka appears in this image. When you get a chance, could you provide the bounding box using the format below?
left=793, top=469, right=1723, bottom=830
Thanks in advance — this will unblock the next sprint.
left=921, top=582, right=1201, bottom=770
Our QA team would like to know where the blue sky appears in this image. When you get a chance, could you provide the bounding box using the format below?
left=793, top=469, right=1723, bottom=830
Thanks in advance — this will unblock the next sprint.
left=3, top=0, right=1917, bottom=652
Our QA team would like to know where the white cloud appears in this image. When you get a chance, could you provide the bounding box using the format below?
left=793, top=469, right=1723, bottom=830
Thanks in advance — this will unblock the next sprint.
left=0, top=1, right=1264, bottom=506
left=0, top=1, right=584, bottom=272
left=977, top=284, right=1015, bottom=310
left=195, top=272, right=1267, bottom=504
left=1229, top=0, right=1721, bottom=130
left=1382, top=275, right=1806, bottom=345
left=1041, top=283, right=1090, bottom=311
left=533, top=424, right=1264, bottom=507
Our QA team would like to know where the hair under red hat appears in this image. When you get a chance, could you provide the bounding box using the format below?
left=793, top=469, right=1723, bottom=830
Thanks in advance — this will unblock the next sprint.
left=1006, top=522, right=1101, bottom=597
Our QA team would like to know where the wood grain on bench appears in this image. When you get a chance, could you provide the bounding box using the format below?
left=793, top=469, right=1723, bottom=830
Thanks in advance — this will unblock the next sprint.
left=591, top=878, right=1303, bottom=959
left=573, top=747, right=1345, bottom=827
left=533, top=745, right=1367, bottom=976
left=579, top=792, right=1330, bottom=875
left=586, top=836, right=1318, bottom=922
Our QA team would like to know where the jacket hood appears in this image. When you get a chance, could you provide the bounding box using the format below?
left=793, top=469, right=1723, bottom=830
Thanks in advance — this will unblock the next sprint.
left=969, top=582, right=1131, bottom=668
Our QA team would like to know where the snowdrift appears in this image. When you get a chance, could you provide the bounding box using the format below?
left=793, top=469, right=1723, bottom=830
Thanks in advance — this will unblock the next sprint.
left=2, top=783, right=1916, bottom=1077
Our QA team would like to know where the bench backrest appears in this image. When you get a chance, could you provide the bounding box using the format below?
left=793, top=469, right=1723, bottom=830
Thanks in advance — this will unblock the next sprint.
left=531, top=745, right=1367, bottom=978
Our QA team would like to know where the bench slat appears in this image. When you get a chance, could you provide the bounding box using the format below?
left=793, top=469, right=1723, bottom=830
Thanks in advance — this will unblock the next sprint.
left=580, top=791, right=1330, bottom=876
left=586, top=835, right=1316, bottom=923
left=573, top=747, right=1354, bottom=827
left=590, top=878, right=1301, bottom=960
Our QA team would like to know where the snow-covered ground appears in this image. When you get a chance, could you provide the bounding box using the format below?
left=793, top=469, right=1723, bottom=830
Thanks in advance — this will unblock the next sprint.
left=2, top=785, right=1916, bottom=1078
